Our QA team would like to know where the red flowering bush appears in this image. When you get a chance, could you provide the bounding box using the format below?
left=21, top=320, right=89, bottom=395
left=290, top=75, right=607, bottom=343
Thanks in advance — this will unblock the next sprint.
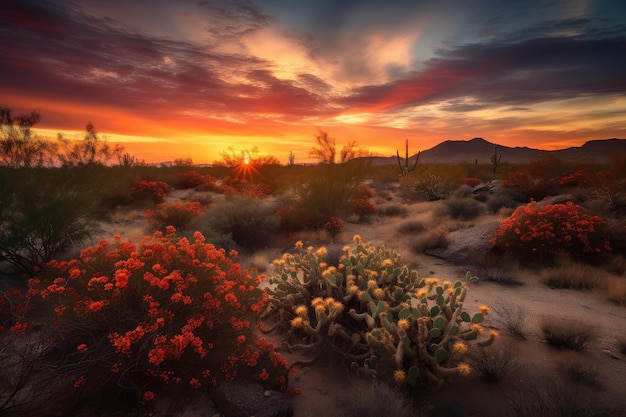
left=351, top=186, right=377, bottom=218
left=502, top=170, right=560, bottom=201
left=221, top=178, right=273, bottom=198
left=324, top=217, right=343, bottom=240
left=22, top=228, right=294, bottom=406
left=131, top=180, right=172, bottom=203
left=175, top=170, right=206, bottom=189
left=145, top=201, right=203, bottom=231
left=492, top=202, right=611, bottom=259
left=464, top=177, right=482, bottom=187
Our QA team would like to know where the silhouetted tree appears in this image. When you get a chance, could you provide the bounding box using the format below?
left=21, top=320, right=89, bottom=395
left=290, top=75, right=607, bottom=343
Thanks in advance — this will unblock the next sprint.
left=309, top=129, right=336, bottom=164
left=0, top=106, right=57, bottom=167
left=57, top=122, right=123, bottom=166
left=216, top=146, right=280, bottom=167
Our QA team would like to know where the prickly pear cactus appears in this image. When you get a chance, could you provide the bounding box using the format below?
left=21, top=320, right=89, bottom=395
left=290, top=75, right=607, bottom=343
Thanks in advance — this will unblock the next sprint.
left=259, top=235, right=497, bottom=388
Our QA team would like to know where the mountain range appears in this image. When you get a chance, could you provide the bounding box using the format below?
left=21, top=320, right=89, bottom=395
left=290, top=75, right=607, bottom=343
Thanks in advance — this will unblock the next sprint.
left=375, top=137, right=626, bottom=165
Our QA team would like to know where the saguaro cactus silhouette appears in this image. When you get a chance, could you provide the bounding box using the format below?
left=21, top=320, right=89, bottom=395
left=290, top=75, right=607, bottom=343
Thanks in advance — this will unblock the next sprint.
left=490, top=144, right=502, bottom=173
left=397, top=139, right=420, bottom=176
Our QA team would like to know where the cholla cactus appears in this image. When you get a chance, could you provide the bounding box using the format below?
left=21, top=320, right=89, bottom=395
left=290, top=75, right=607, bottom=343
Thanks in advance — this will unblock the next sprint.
left=259, top=236, right=496, bottom=388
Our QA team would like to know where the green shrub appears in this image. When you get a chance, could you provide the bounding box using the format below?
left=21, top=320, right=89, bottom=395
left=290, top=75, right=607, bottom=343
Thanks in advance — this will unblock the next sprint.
left=190, top=195, right=279, bottom=251
left=410, top=170, right=451, bottom=201
left=486, top=191, right=520, bottom=213
left=441, top=197, right=483, bottom=220
left=397, top=220, right=426, bottom=234
left=281, top=161, right=369, bottom=229
left=0, top=168, right=94, bottom=275
left=377, top=203, right=409, bottom=218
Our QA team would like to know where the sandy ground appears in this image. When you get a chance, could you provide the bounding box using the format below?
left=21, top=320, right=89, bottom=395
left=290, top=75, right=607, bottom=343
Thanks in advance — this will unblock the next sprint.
left=89, top=189, right=626, bottom=417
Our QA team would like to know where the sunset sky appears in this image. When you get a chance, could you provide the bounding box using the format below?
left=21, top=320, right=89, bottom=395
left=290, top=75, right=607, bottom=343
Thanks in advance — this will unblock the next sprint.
left=1, top=0, right=625, bottom=164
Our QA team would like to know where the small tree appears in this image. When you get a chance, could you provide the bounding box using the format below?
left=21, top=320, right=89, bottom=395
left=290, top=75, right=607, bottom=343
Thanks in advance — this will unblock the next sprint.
left=309, top=129, right=367, bottom=164
left=57, top=122, right=123, bottom=166
left=0, top=106, right=57, bottom=168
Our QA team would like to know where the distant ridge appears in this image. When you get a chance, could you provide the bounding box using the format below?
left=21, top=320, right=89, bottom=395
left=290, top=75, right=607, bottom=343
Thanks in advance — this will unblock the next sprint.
left=370, top=137, right=626, bottom=165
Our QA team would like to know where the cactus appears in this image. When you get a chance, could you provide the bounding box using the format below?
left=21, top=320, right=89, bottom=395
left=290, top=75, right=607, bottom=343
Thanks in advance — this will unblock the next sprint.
left=258, top=236, right=497, bottom=388
left=288, top=150, right=295, bottom=166
left=490, top=144, right=502, bottom=173
left=397, top=139, right=420, bottom=176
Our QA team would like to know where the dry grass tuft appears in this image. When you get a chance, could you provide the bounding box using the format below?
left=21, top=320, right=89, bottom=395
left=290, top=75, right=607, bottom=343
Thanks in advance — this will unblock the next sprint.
left=557, top=355, right=601, bottom=388
left=468, top=342, right=521, bottom=383
left=470, top=251, right=522, bottom=286
left=491, top=302, right=528, bottom=338
left=540, top=258, right=606, bottom=289
left=540, top=317, right=595, bottom=351
left=409, top=226, right=448, bottom=254
left=336, top=377, right=417, bottom=417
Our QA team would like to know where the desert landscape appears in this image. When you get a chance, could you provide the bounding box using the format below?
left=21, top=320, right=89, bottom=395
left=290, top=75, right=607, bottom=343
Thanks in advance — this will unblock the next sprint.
left=2, top=140, right=625, bottom=416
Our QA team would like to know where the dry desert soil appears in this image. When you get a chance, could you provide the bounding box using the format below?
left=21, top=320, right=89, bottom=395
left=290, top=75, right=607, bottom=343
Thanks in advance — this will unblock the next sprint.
left=88, top=186, right=626, bottom=417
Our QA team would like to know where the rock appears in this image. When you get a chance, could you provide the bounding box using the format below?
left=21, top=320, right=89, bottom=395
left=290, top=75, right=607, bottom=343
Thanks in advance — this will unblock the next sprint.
left=425, top=222, right=499, bottom=264
left=536, top=194, right=580, bottom=207
left=212, top=382, right=292, bottom=417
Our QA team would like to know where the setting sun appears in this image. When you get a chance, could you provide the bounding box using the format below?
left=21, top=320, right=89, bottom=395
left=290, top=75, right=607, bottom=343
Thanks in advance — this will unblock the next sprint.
left=1, top=1, right=625, bottom=164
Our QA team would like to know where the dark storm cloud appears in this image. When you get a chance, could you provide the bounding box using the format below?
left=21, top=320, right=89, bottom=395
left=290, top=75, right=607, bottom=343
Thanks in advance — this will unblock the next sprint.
left=0, top=0, right=333, bottom=123
left=342, top=20, right=626, bottom=112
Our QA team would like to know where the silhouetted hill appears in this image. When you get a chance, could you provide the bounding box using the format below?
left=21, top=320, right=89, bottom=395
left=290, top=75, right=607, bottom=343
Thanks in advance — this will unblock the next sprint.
left=370, top=137, right=626, bottom=165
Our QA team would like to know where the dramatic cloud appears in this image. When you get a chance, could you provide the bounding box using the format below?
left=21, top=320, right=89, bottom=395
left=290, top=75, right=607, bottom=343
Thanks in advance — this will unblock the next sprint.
left=1, top=0, right=625, bottom=163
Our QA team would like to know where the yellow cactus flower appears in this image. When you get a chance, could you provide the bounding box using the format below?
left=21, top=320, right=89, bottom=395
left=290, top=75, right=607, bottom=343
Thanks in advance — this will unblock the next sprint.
left=442, top=281, right=452, bottom=288
left=367, top=279, right=378, bottom=289
left=353, top=234, right=362, bottom=243
left=452, top=341, right=468, bottom=355
left=291, top=317, right=304, bottom=328
left=397, top=319, right=410, bottom=330
left=311, top=297, right=324, bottom=307
left=373, top=288, right=385, bottom=299
left=457, top=363, right=471, bottom=377
left=416, top=288, right=429, bottom=299
left=332, top=301, right=344, bottom=312
left=295, top=240, right=303, bottom=249
left=324, top=297, right=336, bottom=306
left=306, top=246, right=314, bottom=252
left=294, top=305, right=308, bottom=316
left=316, top=247, right=328, bottom=257
left=346, top=274, right=356, bottom=283
left=343, top=245, right=351, bottom=252
left=489, top=330, right=499, bottom=339
left=314, top=304, right=326, bottom=314
left=348, top=284, right=359, bottom=295
left=470, top=323, right=484, bottom=335
left=272, top=259, right=285, bottom=266
left=393, top=369, right=406, bottom=386
left=382, top=259, right=393, bottom=267
left=425, top=278, right=440, bottom=286
left=478, top=305, right=490, bottom=314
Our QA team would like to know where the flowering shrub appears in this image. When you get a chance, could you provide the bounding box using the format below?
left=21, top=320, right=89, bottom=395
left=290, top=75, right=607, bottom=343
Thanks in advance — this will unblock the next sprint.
left=221, top=178, right=274, bottom=198
left=175, top=170, right=207, bottom=189
left=323, top=217, right=343, bottom=240
left=502, top=170, right=559, bottom=201
left=351, top=186, right=377, bottom=218
left=22, top=228, right=294, bottom=406
left=259, top=237, right=495, bottom=388
left=464, top=177, right=482, bottom=188
left=131, top=180, right=172, bottom=203
left=492, top=202, right=611, bottom=258
left=145, top=201, right=203, bottom=231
